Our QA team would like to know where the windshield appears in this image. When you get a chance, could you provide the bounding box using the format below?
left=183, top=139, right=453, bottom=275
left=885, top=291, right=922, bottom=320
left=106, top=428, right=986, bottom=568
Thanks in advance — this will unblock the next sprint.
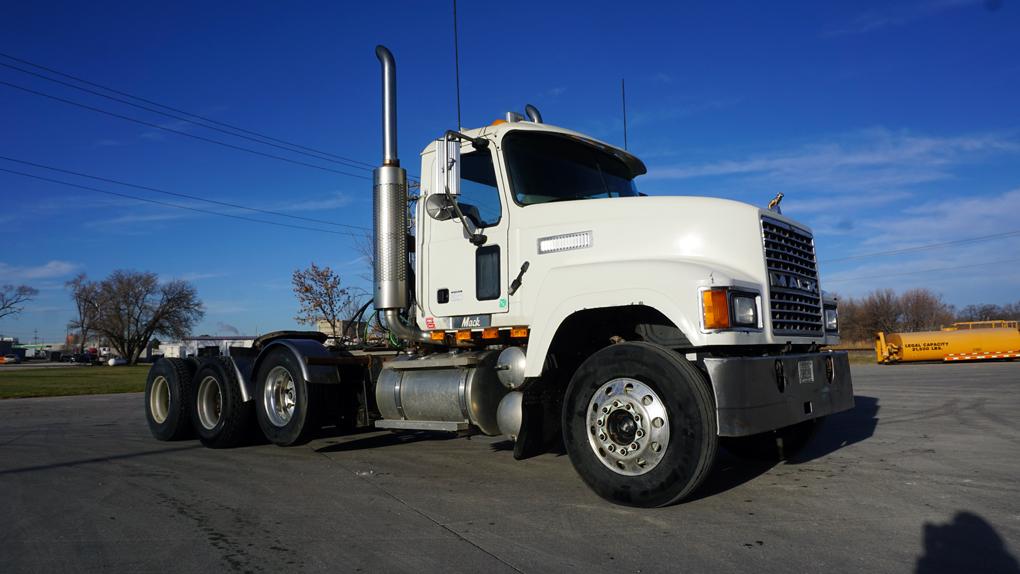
left=503, top=131, right=639, bottom=205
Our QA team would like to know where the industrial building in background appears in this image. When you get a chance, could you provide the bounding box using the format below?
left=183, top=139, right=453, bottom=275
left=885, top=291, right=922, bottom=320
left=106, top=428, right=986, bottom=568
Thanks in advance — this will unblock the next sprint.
left=875, top=320, right=1020, bottom=363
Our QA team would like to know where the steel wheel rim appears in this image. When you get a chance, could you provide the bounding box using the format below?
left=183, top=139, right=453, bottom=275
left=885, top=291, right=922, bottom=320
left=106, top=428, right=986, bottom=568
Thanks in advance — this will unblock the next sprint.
left=264, top=366, right=297, bottom=428
left=586, top=377, right=670, bottom=476
left=196, top=376, right=223, bottom=431
left=150, top=376, right=170, bottom=424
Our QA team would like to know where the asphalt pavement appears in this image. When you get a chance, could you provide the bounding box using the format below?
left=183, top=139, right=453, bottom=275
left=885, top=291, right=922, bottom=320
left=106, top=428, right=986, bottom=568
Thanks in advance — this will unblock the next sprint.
left=1, top=362, right=1018, bottom=573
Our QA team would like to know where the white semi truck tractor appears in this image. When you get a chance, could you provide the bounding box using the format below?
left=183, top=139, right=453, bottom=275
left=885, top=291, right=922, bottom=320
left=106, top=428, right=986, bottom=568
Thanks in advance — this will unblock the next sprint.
left=144, top=46, right=854, bottom=507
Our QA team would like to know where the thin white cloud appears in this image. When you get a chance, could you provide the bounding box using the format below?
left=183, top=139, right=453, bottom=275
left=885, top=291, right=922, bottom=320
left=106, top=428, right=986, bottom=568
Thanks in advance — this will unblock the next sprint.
left=86, top=211, right=192, bottom=227
left=139, top=119, right=195, bottom=141
left=819, top=188, right=1020, bottom=302
left=646, top=128, right=1018, bottom=194
left=824, top=0, right=981, bottom=37
left=177, top=272, right=226, bottom=282
left=277, top=191, right=353, bottom=212
left=0, top=260, right=80, bottom=282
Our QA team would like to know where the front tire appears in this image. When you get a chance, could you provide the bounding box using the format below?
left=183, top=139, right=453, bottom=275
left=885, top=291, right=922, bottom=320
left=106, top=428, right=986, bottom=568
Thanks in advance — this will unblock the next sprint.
left=144, top=358, right=196, bottom=441
left=255, top=348, right=320, bottom=446
left=563, top=342, right=718, bottom=507
left=191, top=358, right=253, bottom=448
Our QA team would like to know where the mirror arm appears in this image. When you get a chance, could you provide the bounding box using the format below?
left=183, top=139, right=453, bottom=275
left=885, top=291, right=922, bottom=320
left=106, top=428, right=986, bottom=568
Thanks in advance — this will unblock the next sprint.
left=443, top=185, right=487, bottom=246
left=445, top=129, right=489, bottom=151
left=437, top=130, right=488, bottom=245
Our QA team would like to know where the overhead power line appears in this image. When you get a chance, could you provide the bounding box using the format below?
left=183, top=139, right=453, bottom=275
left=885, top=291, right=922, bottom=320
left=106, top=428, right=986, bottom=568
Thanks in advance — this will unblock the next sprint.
left=0, top=167, right=362, bottom=238
left=0, top=79, right=372, bottom=180
left=820, top=229, right=1020, bottom=264
left=0, top=155, right=370, bottom=232
left=0, top=60, right=375, bottom=173
left=825, top=257, right=1020, bottom=284
left=0, top=52, right=377, bottom=171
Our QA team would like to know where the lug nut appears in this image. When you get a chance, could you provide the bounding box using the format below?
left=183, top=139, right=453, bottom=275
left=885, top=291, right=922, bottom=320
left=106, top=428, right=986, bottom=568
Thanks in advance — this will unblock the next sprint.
left=636, top=429, right=644, bottom=438
left=630, top=442, right=639, bottom=450
left=620, top=448, right=628, bottom=455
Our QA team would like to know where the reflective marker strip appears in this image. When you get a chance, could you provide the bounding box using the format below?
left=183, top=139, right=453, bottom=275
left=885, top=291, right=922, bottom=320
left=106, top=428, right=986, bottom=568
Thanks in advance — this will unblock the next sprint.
left=537, top=231, right=593, bottom=254
left=944, top=351, right=1020, bottom=361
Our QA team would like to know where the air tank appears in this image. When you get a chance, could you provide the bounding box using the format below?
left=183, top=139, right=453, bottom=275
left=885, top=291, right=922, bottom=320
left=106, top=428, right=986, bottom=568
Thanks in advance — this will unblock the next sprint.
left=875, top=327, right=1020, bottom=363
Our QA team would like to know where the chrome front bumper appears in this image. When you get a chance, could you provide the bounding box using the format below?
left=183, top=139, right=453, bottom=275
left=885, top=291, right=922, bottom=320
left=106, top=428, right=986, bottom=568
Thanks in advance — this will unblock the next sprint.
left=703, top=351, right=854, bottom=437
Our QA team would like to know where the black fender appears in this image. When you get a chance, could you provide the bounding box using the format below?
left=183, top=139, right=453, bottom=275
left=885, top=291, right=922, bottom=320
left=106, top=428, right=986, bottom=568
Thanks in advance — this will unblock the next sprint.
left=249, top=339, right=340, bottom=396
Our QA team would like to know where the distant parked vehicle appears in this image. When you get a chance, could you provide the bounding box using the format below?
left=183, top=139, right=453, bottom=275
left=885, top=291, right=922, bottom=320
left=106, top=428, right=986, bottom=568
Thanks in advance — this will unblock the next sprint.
left=65, top=353, right=99, bottom=365
left=107, top=357, right=128, bottom=366
left=2, top=354, right=21, bottom=364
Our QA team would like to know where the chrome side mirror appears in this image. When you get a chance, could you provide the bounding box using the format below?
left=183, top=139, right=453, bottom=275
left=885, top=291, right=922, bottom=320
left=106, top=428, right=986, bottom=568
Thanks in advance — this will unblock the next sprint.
left=425, top=194, right=457, bottom=221
left=434, top=136, right=460, bottom=197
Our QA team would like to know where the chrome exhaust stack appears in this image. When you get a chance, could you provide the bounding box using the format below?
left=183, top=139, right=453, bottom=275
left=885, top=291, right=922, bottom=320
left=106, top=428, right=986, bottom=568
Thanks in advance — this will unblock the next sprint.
left=373, top=45, right=430, bottom=344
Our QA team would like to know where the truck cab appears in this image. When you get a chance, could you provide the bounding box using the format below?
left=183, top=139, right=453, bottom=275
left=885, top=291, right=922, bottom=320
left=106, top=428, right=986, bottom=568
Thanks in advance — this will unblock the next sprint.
left=416, top=119, right=841, bottom=368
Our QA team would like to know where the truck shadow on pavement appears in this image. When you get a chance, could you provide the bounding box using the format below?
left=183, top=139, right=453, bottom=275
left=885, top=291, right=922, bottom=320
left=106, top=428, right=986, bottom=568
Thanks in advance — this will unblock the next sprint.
left=787, top=394, right=880, bottom=464
left=915, top=511, right=1020, bottom=574
left=690, top=395, right=881, bottom=501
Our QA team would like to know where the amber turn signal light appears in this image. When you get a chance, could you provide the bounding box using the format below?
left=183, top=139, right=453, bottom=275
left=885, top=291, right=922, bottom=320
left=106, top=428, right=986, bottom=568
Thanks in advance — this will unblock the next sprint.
left=702, top=289, right=730, bottom=330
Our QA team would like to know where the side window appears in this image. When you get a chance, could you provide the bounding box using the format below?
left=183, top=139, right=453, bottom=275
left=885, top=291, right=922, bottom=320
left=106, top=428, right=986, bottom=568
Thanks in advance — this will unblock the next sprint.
left=458, top=151, right=502, bottom=228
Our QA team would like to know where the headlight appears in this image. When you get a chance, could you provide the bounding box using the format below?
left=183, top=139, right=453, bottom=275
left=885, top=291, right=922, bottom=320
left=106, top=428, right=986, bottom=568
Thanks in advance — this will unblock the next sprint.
left=731, top=295, right=758, bottom=327
left=825, top=307, right=838, bottom=332
left=702, top=288, right=761, bottom=330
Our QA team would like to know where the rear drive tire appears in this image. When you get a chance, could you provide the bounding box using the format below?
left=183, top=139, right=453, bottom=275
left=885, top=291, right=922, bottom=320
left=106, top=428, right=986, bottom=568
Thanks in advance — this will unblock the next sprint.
left=721, top=418, right=822, bottom=461
left=255, top=348, right=320, bottom=446
left=563, top=342, right=718, bottom=507
left=144, top=358, right=196, bottom=441
left=191, top=357, right=253, bottom=448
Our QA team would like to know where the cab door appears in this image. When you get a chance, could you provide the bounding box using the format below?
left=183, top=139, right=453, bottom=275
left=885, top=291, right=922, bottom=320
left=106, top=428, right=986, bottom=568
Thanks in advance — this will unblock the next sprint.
left=423, top=144, right=509, bottom=326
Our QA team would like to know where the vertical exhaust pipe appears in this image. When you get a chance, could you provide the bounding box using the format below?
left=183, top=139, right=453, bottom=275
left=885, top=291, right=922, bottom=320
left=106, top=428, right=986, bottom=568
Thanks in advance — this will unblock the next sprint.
left=373, top=46, right=431, bottom=344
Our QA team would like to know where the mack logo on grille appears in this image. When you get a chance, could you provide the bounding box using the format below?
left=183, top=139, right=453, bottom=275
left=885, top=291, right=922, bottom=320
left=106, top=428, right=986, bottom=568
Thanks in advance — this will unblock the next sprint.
left=769, top=271, right=818, bottom=294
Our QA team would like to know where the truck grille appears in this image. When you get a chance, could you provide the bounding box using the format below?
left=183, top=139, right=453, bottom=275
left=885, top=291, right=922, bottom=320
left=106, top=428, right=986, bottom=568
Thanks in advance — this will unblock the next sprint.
left=762, top=216, right=823, bottom=336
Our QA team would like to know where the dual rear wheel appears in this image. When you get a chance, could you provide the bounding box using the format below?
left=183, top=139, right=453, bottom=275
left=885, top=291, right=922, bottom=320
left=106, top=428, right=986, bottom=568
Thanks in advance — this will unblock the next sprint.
left=143, top=349, right=320, bottom=448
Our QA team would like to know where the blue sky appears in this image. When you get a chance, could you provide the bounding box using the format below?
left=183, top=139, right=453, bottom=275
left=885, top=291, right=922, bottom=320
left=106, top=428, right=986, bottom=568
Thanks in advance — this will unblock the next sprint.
left=2, top=1, right=1018, bottom=342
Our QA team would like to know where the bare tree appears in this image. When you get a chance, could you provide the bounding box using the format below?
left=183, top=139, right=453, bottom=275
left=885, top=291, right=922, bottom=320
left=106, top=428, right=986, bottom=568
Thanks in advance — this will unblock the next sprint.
left=66, top=273, right=99, bottom=353
left=957, top=303, right=1004, bottom=322
left=90, top=270, right=204, bottom=364
left=860, top=288, right=902, bottom=337
left=0, top=284, right=39, bottom=320
left=292, top=263, right=362, bottom=339
left=899, top=288, right=955, bottom=332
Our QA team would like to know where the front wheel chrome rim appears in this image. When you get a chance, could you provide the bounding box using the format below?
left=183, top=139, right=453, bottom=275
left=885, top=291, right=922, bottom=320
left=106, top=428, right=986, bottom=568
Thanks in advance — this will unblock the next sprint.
left=586, top=378, right=670, bottom=476
left=263, top=366, right=297, bottom=427
left=196, top=376, right=223, bottom=430
left=150, top=376, right=170, bottom=424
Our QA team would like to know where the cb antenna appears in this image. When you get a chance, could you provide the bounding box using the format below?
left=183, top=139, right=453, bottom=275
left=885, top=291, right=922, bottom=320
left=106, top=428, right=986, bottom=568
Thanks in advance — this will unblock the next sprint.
left=621, top=78, right=628, bottom=150
left=453, top=0, right=463, bottom=130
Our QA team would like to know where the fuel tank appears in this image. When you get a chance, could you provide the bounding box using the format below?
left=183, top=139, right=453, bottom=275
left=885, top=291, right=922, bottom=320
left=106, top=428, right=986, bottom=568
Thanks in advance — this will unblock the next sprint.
left=374, top=350, right=508, bottom=435
left=875, top=327, right=1020, bottom=363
